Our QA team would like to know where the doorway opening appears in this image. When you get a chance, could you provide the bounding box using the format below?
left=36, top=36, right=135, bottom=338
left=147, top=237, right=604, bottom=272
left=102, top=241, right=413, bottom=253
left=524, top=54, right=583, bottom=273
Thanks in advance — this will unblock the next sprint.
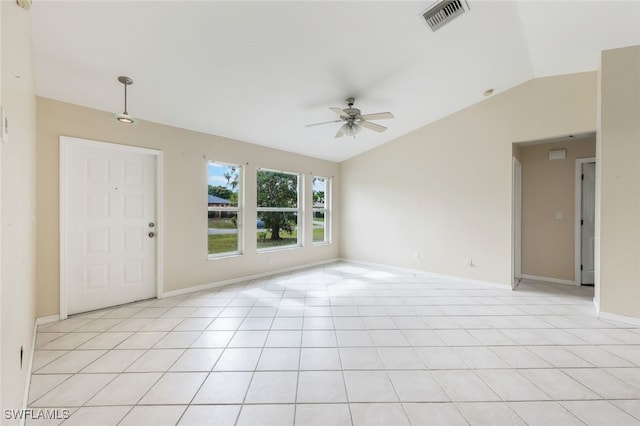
left=512, top=132, right=596, bottom=291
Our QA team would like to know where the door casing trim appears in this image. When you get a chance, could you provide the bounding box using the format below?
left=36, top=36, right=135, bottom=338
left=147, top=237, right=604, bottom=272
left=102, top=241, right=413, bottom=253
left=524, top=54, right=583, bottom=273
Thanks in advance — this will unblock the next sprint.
left=574, top=157, right=596, bottom=287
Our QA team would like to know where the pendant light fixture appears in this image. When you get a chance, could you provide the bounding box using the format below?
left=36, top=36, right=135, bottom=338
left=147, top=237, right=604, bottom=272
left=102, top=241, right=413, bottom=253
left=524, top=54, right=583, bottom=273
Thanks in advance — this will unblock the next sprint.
left=114, top=76, right=136, bottom=124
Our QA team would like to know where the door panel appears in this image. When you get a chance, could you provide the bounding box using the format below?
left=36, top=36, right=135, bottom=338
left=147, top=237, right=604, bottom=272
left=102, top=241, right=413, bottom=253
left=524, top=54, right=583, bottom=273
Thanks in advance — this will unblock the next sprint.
left=513, top=157, right=522, bottom=288
left=63, top=139, right=157, bottom=315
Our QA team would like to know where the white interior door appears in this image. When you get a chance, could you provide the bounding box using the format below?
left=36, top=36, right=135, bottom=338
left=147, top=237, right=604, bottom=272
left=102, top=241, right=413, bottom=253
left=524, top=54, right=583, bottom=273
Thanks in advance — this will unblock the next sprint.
left=513, top=157, right=522, bottom=289
left=62, top=138, right=157, bottom=315
left=581, top=162, right=596, bottom=284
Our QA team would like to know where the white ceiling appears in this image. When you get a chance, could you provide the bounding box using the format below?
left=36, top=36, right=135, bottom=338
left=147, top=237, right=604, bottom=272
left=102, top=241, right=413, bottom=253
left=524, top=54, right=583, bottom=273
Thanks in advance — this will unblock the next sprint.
left=30, top=1, right=640, bottom=162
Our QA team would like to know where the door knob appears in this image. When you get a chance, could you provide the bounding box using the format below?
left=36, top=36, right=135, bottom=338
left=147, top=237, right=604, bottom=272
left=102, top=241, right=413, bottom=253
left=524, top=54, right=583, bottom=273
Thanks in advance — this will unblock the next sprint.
left=149, top=222, right=155, bottom=228
left=148, top=232, right=155, bottom=238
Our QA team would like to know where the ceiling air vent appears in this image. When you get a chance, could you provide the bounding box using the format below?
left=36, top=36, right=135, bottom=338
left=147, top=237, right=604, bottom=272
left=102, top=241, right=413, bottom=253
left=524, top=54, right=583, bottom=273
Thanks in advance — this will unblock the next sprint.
left=421, top=0, right=470, bottom=32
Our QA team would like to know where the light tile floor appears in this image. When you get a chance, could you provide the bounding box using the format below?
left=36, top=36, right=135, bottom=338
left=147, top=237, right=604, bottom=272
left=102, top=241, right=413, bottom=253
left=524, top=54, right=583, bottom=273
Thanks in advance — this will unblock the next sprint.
left=27, top=263, right=640, bottom=425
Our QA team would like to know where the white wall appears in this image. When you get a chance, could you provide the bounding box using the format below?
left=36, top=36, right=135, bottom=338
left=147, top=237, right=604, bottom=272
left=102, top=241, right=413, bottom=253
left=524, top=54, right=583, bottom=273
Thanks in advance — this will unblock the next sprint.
left=340, top=72, right=597, bottom=286
left=1, top=1, right=38, bottom=420
left=1, top=0, right=4, bottom=412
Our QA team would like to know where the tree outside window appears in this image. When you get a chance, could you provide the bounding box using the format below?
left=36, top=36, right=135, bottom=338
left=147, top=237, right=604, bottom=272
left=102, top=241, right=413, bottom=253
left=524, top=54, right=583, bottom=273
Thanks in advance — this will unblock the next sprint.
left=257, top=169, right=301, bottom=250
left=207, top=162, right=241, bottom=257
left=313, top=176, right=330, bottom=244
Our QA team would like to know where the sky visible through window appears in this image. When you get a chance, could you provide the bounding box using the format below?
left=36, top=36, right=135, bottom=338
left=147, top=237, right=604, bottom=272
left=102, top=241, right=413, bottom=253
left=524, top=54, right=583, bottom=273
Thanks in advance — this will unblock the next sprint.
left=210, top=163, right=325, bottom=195
left=208, top=162, right=234, bottom=189
left=312, top=178, right=324, bottom=193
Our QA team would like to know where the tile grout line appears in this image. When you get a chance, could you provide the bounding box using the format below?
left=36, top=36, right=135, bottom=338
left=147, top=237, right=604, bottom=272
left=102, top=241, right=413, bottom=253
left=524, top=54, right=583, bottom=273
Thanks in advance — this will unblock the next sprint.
left=25, top=265, right=640, bottom=426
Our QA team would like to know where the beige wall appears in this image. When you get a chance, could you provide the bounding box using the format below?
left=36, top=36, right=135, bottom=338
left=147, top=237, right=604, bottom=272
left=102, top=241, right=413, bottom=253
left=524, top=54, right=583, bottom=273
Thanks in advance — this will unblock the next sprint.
left=1, top=1, right=38, bottom=419
left=340, top=72, right=597, bottom=286
left=36, top=98, right=340, bottom=317
left=597, top=46, right=640, bottom=318
left=519, top=138, right=595, bottom=282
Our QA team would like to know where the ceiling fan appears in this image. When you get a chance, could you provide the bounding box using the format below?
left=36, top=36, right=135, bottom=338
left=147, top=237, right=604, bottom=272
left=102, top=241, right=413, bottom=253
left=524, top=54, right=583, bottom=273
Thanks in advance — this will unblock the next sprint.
left=306, top=97, right=394, bottom=138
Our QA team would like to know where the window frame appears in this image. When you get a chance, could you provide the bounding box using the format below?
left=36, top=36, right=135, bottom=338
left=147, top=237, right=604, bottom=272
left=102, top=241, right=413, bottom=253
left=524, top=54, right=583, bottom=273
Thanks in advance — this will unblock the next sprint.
left=207, top=161, right=243, bottom=259
left=312, top=176, right=331, bottom=245
left=256, top=168, right=303, bottom=252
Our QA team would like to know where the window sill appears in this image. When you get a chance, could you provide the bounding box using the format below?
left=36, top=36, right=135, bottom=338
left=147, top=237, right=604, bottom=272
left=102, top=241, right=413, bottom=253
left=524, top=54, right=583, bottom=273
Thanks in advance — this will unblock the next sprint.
left=312, top=241, right=331, bottom=247
left=207, top=251, right=242, bottom=261
left=256, top=245, right=302, bottom=254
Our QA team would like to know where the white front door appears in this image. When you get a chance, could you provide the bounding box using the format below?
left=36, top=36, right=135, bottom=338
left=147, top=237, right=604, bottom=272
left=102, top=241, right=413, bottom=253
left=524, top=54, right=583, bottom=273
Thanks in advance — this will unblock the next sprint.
left=581, top=162, right=596, bottom=284
left=62, top=137, right=158, bottom=315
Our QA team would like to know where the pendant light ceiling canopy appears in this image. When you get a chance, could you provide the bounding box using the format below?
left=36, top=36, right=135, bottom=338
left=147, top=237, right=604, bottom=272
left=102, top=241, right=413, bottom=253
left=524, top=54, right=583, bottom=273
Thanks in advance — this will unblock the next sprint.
left=114, top=75, right=136, bottom=124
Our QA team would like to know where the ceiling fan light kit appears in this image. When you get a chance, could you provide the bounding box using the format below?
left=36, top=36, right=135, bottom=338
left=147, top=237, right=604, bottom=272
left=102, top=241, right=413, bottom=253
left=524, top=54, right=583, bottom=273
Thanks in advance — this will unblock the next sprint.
left=307, top=97, right=394, bottom=139
left=341, top=122, right=361, bottom=137
left=114, top=75, right=137, bottom=124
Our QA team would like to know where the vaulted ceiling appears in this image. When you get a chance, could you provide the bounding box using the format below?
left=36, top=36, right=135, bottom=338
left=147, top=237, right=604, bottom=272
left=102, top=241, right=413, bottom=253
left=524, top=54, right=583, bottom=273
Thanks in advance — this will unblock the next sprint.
left=30, top=1, right=640, bottom=162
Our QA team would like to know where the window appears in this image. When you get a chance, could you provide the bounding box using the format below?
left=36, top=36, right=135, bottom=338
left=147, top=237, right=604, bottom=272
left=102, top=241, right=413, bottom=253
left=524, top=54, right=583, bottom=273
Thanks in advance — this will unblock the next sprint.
left=257, top=169, right=301, bottom=250
left=207, top=162, right=241, bottom=257
left=313, top=176, right=330, bottom=244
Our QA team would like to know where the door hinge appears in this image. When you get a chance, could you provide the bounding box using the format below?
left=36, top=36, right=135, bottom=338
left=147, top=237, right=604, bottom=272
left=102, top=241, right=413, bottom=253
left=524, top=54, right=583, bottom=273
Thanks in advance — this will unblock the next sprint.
left=581, top=219, right=584, bottom=226
left=581, top=174, right=584, bottom=180
left=581, top=264, right=583, bottom=271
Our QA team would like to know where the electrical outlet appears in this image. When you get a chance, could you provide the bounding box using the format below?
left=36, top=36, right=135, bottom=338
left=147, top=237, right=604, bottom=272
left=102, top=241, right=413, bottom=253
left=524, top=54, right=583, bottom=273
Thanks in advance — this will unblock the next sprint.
left=466, top=258, right=474, bottom=267
left=414, top=252, right=421, bottom=260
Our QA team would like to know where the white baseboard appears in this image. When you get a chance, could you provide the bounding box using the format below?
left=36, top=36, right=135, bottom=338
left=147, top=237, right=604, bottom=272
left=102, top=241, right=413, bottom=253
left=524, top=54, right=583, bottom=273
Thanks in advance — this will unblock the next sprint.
left=426, top=270, right=511, bottom=290
left=36, top=314, right=60, bottom=326
left=160, top=258, right=339, bottom=299
left=520, top=274, right=578, bottom=286
left=20, top=320, right=39, bottom=426
left=338, top=258, right=510, bottom=290
left=337, top=258, right=428, bottom=277
left=597, top=310, right=640, bottom=326
left=340, top=260, right=640, bottom=325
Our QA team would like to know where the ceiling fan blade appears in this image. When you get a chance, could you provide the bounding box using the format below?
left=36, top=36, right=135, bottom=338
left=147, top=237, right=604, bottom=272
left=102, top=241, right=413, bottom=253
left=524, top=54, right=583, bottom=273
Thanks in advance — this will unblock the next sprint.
left=330, top=107, right=350, bottom=118
left=305, top=119, right=342, bottom=128
left=360, top=121, right=387, bottom=133
left=360, top=112, right=394, bottom=120
left=335, top=127, right=345, bottom=138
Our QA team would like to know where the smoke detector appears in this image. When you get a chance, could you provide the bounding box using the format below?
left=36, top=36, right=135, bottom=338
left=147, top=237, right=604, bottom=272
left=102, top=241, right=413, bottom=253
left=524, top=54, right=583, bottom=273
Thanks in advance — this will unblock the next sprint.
left=420, top=0, right=470, bottom=32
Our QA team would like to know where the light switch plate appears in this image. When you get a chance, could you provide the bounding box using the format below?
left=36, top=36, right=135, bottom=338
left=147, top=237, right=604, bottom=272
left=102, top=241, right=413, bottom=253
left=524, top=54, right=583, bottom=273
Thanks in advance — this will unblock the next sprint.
left=16, top=0, right=32, bottom=10
left=1, top=107, right=8, bottom=144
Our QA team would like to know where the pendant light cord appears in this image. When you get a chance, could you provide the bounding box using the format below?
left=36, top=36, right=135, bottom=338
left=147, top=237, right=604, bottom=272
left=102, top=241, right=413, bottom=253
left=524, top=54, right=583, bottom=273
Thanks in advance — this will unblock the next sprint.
left=123, top=83, right=128, bottom=115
